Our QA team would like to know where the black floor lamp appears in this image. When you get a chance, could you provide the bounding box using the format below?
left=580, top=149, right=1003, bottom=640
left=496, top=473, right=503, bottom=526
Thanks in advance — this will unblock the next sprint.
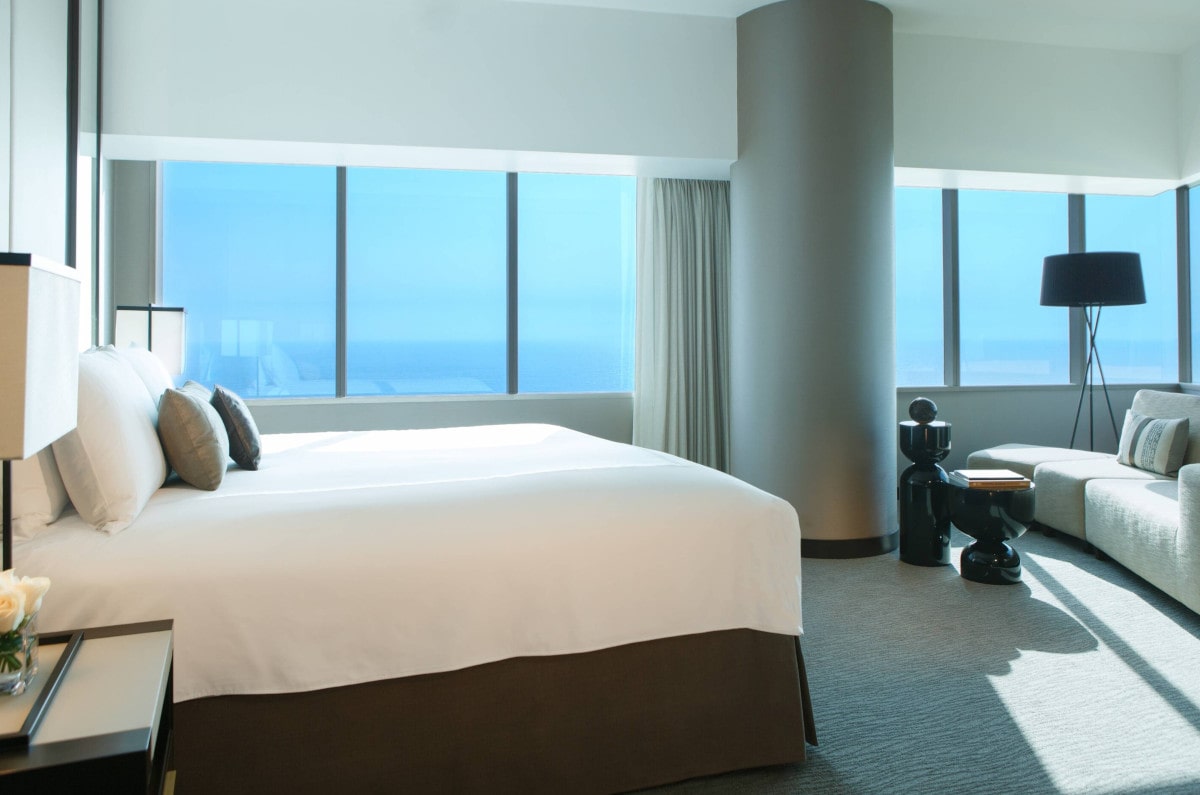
left=1040, top=252, right=1145, bottom=451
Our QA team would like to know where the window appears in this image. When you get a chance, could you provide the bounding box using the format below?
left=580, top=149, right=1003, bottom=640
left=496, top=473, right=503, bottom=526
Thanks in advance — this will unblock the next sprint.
left=895, top=187, right=943, bottom=386
left=346, top=169, right=507, bottom=395
left=895, top=186, right=1188, bottom=388
left=1085, top=193, right=1177, bottom=383
left=161, top=162, right=635, bottom=398
left=958, top=190, right=1069, bottom=385
left=1193, top=186, right=1200, bottom=379
left=518, top=174, right=635, bottom=393
left=162, top=162, right=338, bottom=398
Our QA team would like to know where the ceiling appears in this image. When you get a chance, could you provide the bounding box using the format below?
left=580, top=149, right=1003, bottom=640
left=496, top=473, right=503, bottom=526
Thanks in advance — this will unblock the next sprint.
left=503, top=0, right=1200, bottom=54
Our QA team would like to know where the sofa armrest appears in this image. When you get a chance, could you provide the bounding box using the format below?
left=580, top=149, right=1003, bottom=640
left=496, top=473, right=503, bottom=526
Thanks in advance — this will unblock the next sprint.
left=1178, top=464, right=1200, bottom=558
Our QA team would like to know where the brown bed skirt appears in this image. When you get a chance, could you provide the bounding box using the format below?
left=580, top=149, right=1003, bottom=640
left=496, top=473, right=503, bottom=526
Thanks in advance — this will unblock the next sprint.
left=174, top=628, right=816, bottom=794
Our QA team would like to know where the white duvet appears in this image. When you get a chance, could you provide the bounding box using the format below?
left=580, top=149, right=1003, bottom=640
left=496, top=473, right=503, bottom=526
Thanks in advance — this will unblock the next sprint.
left=17, top=424, right=803, bottom=702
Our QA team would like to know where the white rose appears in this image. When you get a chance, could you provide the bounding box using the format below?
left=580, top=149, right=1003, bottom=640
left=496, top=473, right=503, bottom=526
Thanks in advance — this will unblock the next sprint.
left=0, top=588, right=25, bottom=633
left=17, top=576, right=50, bottom=615
left=0, top=569, right=16, bottom=589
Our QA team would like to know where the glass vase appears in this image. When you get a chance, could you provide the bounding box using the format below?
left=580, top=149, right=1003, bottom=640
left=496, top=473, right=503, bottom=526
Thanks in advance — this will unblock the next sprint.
left=0, top=616, right=37, bottom=696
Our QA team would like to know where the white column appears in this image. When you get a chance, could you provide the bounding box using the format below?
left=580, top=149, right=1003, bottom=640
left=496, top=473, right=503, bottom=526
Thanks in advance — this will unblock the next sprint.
left=731, top=0, right=896, bottom=556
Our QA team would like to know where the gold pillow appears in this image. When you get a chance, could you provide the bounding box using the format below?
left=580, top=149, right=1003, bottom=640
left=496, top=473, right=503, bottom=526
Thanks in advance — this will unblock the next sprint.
left=157, top=384, right=231, bottom=490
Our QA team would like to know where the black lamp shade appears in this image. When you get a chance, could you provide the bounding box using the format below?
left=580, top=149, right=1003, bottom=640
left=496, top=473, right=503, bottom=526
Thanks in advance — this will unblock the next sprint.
left=1040, top=252, right=1145, bottom=307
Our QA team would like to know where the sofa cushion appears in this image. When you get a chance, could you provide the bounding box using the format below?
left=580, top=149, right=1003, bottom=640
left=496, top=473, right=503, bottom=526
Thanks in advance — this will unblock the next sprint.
left=1085, top=478, right=1197, bottom=614
left=965, top=444, right=1111, bottom=480
left=1032, top=457, right=1163, bottom=539
left=1117, top=411, right=1188, bottom=476
left=1131, top=390, right=1200, bottom=465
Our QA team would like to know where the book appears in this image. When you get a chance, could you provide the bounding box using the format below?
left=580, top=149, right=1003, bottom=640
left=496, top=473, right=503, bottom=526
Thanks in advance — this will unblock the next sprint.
left=950, top=479, right=1030, bottom=490
left=948, top=469, right=1031, bottom=490
left=951, top=468, right=1025, bottom=480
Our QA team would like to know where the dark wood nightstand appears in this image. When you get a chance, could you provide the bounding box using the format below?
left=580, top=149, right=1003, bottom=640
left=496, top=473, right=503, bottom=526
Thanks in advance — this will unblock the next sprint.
left=0, top=620, right=173, bottom=793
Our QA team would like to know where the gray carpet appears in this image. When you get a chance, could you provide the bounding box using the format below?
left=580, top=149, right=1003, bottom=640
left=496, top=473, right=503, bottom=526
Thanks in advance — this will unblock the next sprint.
left=641, top=529, right=1200, bottom=794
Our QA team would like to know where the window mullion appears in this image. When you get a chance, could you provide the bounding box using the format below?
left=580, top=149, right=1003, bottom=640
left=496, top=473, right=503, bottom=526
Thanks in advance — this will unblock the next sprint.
left=1177, top=186, right=1192, bottom=384
left=507, top=172, right=519, bottom=395
left=336, top=167, right=347, bottom=398
left=941, top=189, right=959, bottom=387
left=1067, top=194, right=1086, bottom=387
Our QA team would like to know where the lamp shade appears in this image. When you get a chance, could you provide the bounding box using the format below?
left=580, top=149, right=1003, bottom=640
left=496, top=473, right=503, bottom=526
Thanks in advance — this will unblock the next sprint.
left=0, top=253, right=81, bottom=460
left=1040, top=252, right=1146, bottom=307
left=115, top=305, right=186, bottom=376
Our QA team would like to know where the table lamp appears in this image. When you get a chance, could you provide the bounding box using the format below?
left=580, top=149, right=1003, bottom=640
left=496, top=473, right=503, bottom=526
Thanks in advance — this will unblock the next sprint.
left=115, top=304, right=186, bottom=377
left=0, top=254, right=81, bottom=571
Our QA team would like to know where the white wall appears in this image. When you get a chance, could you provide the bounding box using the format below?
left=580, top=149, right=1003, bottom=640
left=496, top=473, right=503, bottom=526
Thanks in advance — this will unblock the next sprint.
left=895, top=33, right=1180, bottom=186
left=1180, top=43, right=1200, bottom=183
left=102, top=0, right=735, bottom=177
left=7, top=0, right=68, bottom=261
left=106, top=4, right=1189, bottom=187
left=100, top=2, right=1199, bottom=186
left=0, top=0, right=10, bottom=251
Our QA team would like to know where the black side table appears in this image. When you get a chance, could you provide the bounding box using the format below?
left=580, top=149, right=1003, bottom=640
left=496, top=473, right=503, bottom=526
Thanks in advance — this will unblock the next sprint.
left=948, top=484, right=1036, bottom=584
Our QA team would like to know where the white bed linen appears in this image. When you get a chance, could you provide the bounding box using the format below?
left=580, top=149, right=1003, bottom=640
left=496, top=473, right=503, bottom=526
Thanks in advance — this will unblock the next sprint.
left=17, top=424, right=802, bottom=702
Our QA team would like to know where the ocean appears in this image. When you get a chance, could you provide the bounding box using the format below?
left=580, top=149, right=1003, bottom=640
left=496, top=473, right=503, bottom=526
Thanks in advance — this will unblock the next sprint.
left=180, top=339, right=635, bottom=398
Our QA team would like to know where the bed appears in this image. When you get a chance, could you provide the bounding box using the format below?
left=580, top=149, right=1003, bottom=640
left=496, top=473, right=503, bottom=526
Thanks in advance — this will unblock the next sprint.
left=12, top=348, right=815, bottom=793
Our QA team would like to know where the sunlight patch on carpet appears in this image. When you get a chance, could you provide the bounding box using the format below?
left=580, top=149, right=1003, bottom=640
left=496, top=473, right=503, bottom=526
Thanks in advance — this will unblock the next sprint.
left=988, top=550, right=1200, bottom=794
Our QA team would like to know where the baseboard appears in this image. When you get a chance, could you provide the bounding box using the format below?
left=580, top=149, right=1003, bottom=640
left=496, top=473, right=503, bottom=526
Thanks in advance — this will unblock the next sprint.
left=801, top=531, right=899, bottom=559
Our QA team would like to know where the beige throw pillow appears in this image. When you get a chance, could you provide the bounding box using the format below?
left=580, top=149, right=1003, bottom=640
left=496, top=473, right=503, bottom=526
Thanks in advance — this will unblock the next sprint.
left=1117, top=410, right=1189, bottom=476
left=158, top=383, right=230, bottom=491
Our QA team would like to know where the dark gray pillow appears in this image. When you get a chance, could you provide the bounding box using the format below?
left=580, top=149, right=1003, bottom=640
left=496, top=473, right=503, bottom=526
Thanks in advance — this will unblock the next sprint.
left=211, top=385, right=262, bottom=470
left=158, top=385, right=230, bottom=491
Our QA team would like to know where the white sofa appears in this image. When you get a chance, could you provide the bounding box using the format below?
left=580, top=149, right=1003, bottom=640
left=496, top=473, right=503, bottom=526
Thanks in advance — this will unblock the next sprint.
left=967, top=389, right=1200, bottom=615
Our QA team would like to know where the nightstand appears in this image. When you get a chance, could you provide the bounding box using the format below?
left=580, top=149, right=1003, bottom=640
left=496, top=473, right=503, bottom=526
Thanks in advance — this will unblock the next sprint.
left=0, top=620, right=174, bottom=793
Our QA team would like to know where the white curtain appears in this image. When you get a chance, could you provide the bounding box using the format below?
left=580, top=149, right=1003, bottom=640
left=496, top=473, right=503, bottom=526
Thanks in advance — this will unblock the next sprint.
left=633, top=178, right=730, bottom=471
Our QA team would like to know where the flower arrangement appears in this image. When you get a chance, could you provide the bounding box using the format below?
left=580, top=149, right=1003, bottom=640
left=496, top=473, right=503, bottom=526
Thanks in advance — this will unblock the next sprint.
left=0, top=569, right=50, bottom=695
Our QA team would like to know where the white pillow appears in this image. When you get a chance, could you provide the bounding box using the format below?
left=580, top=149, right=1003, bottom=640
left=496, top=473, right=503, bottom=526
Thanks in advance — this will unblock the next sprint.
left=7, top=447, right=70, bottom=541
left=116, top=344, right=175, bottom=411
left=52, top=347, right=168, bottom=534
